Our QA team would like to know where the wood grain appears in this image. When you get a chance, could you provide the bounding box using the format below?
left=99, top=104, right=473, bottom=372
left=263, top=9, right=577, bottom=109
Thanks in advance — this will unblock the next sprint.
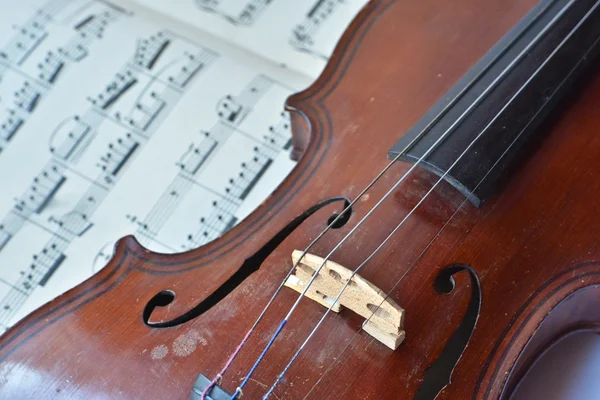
left=4, top=0, right=600, bottom=399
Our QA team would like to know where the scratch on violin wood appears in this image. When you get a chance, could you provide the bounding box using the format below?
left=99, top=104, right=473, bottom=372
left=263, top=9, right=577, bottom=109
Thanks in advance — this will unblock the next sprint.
left=343, top=122, right=360, bottom=136
left=364, top=337, right=376, bottom=351
left=149, top=359, right=172, bottom=380
left=248, top=378, right=282, bottom=400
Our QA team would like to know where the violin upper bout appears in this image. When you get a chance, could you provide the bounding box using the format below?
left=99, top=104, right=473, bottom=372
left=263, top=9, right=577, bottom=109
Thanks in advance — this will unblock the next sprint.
left=284, top=0, right=388, bottom=161
left=285, top=103, right=312, bottom=161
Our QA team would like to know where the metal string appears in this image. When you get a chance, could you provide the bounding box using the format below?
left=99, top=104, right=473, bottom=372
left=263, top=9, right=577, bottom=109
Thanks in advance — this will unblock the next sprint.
left=264, top=4, right=597, bottom=391
left=202, top=7, right=493, bottom=394
left=202, top=17, right=488, bottom=391
left=203, top=1, right=576, bottom=398
left=200, top=154, right=404, bottom=399
left=225, top=1, right=576, bottom=397
left=296, top=3, right=600, bottom=398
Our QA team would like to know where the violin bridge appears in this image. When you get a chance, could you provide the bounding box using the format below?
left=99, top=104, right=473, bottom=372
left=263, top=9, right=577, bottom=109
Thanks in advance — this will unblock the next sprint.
left=284, top=250, right=405, bottom=350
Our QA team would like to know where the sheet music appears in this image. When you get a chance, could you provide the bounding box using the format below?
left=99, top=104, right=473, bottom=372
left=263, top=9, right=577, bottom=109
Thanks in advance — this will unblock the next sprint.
left=131, top=0, right=366, bottom=77
left=0, top=0, right=364, bottom=331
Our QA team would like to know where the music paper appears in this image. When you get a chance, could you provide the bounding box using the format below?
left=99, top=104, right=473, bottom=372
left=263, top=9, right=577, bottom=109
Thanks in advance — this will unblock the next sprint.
left=134, top=0, right=368, bottom=77
left=0, top=0, right=365, bottom=331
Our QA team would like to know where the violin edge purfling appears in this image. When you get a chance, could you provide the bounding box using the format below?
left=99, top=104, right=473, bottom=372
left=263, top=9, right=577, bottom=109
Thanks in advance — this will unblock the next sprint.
left=3, top=0, right=600, bottom=399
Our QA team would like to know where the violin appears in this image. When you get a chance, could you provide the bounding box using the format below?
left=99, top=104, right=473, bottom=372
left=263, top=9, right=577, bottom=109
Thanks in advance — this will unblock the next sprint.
left=2, top=0, right=600, bottom=398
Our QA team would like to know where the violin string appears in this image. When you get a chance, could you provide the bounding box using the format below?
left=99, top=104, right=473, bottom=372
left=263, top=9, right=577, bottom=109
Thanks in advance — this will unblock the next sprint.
left=200, top=155, right=405, bottom=399
left=298, top=4, right=600, bottom=399
left=201, top=22, right=486, bottom=394
left=203, top=85, right=478, bottom=398
left=266, top=17, right=597, bottom=397
left=202, top=1, right=574, bottom=398
left=203, top=67, right=483, bottom=399
left=301, top=212, right=459, bottom=400
left=226, top=1, right=576, bottom=397
left=201, top=6, right=520, bottom=398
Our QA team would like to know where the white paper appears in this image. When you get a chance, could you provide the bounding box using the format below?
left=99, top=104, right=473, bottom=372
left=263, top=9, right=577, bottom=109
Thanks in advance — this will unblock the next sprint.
left=0, top=0, right=365, bottom=331
left=132, top=0, right=367, bottom=77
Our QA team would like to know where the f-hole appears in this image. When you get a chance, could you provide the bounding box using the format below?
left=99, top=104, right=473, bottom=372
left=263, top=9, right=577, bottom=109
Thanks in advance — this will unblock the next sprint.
left=327, top=198, right=351, bottom=229
left=143, top=196, right=352, bottom=328
left=414, top=264, right=482, bottom=400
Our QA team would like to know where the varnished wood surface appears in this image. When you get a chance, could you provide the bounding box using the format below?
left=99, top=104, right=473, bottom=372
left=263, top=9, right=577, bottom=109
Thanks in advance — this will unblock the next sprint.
left=2, top=0, right=600, bottom=398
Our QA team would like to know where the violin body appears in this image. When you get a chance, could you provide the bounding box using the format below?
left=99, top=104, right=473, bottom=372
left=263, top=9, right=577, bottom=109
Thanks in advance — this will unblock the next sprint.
left=2, top=0, right=600, bottom=398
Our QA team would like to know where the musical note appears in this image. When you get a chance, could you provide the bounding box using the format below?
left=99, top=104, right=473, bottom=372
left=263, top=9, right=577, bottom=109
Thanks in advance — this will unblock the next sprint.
left=57, top=40, right=88, bottom=63
left=73, top=9, right=119, bottom=40
left=0, top=215, right=19, bottom=253
left=97, top=133, right=139, bottom=182
left=0, top=211, right=28, bottom=253
left=49, top=180, right=109, bottom=238
left=290, top=0, right=345, bottom=59
left=195, top=0, right=272, bottom=26
left=134, top=31, right=173, bottom=70
left=165, top=50, right=215, bottom=89
left=0, top=13, right=50, bottom=66
left=226, top=142, right=278, bottom=200
left=34, top=239, right=67, bottom=287
left=90, top=68, right=138, bottom=110
left=127, top=181, right=188, bottom=246
left=35, top=39, right=93, bottom=84
left=0, top=73, right=45, bottom=146
left=49, top=211, right=93, bottom=237
left=176, top=132, right=219, bottom=175
left=14, top=163, right=66, bottom=215
left=0, top=109, right=24, bottom=142
left=0, top=285, right=35, bottom=331
left=37, top=50, right=65, bottom=83
left=130, top=129, right=220, bottom=247
left=13, top=81, right=42, bottom=113
left=218, top=75, right=273, bottom=126
left=217, top=95, right=246, bottom=124
left=0, top=228, right=10, bottom=252
left=49, top=115, right=96, bottom=161
left=0, top=236, right=67, bottom=329
left=264, top=112, right=292, bottom=149
left=121, top=86, right=167, bottom=132
left=33, top=1, right=127, bottom=84
left=183, top=196, right=239, bottom=250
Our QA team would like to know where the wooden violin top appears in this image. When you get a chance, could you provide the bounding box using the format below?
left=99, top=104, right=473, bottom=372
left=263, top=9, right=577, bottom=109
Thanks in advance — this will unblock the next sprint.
left=3, top=0, right=600, bottom=399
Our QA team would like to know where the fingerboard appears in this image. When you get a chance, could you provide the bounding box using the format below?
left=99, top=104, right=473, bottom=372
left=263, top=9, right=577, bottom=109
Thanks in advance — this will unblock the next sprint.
left=389, top=0, right=600, bottom=206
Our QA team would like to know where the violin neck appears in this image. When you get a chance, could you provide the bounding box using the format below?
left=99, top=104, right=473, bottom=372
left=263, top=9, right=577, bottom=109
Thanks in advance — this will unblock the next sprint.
left=390, top=0, right=600, bottom=207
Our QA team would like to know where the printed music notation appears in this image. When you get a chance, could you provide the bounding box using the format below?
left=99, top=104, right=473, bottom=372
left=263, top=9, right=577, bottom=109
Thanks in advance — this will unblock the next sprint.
left=0, top=77, right=44, bottom=144
left=290, top=0, right=344, bottom=59
left=0, top=13, right=51, bottom=67
left=195, top=0, right=272, bottom=26
left=87, top=35, right=216, bottom=137
left=132, top=0, right=367, bottom=77
left=290, top=0, right=346, bottom=60
left=0, top=0, right=127, bottom=155
left=0, top=12, right=219, bottom=329
left=123, top=74, right=293, bottom=253
left=0, top=0, right=356, bottom=332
